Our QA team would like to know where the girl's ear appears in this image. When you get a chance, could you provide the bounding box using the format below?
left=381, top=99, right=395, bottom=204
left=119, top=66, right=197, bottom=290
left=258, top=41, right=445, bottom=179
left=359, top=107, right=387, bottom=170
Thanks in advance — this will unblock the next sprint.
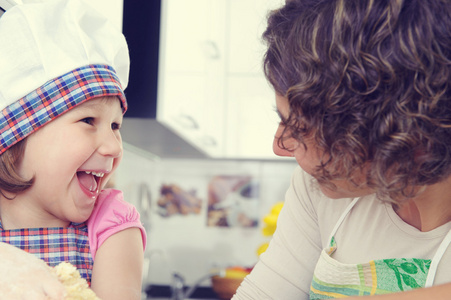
left=0, top=190, right=15, bottom=200
left=0, top=139, right=34, bottom=196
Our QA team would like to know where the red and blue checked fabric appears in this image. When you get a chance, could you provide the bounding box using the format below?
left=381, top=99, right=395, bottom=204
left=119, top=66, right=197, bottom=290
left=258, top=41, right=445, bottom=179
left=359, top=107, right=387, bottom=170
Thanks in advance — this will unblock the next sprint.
left=0, top=64, right=127, bottom=154
left=0, top=222, right=94, bottom=284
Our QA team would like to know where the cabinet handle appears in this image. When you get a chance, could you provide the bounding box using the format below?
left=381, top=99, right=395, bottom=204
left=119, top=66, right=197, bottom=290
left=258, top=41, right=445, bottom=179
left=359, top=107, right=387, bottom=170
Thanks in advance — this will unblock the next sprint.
left=175, top=114, right=199, bottom=129
left=202, top=40, right=220, bottom=60
left=199, top=135, right=217, bottom=147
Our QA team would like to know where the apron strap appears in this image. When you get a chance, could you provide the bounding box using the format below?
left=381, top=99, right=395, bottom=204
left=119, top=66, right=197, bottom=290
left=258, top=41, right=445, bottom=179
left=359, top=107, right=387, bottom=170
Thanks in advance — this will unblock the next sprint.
left=327, top=198, right=359, bottom=243
left=425, top=229, right=451, bottom=287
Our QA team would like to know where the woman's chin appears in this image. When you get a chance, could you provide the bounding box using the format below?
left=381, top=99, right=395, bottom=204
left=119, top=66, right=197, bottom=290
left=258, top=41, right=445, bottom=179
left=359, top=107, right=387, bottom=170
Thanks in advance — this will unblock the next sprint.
left=319, top=186, right=348, bottom=199
left=319, top=183, right=373, bottom=199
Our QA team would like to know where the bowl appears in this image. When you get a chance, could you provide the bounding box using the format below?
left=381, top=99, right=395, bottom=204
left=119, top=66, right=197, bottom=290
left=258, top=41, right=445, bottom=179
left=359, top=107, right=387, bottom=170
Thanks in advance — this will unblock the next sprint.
left=211, top=276, right=244, bottom=300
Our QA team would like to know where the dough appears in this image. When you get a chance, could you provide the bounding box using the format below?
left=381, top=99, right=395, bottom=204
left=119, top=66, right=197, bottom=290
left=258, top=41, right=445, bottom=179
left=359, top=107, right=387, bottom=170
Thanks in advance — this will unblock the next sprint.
left=53, top=262, right=99, bottom=300
left=0, top=242, right=99, bottom=299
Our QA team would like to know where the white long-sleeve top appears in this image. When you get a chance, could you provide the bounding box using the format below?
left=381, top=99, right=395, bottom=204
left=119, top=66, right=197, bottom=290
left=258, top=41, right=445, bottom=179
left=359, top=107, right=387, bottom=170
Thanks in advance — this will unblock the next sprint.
left=232, top=167, right=451, bottom=299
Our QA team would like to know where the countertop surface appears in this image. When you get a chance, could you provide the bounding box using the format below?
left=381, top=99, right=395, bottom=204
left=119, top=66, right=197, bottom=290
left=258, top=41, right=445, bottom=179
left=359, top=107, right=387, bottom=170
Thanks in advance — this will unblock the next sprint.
left=144, top=284, right=220, bottom=300
left=146, top=298, right=219, bottom=300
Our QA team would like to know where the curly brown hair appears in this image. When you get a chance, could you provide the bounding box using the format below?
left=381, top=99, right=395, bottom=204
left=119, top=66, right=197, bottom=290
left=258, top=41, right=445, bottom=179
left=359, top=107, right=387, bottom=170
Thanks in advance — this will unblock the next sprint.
left=263, top=0, right=451, bottom=200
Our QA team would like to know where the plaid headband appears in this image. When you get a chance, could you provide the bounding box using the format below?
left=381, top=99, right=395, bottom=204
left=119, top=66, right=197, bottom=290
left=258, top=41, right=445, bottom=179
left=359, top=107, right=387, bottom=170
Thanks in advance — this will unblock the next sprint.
left=0, top=64, right=127, bottom=154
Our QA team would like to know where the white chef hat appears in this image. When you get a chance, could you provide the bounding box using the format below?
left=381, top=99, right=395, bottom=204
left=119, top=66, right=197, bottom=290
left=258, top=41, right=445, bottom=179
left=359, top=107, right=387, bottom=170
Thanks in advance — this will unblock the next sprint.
left=0, top=0, right=129, bottom=154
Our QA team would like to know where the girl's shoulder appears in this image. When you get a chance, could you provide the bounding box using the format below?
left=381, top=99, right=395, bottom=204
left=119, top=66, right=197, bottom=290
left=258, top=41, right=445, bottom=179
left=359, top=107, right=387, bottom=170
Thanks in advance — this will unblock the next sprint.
left=88, top=188, right=142, bottom=229
left=95, top=188, right=124, bottom=207
left=87, top=189, right=147, bottom=260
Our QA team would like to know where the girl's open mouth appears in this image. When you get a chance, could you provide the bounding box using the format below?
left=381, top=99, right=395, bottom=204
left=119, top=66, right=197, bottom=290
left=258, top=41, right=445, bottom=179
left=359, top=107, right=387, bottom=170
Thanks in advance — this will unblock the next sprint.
left=76, top=171, right=104, bottom=197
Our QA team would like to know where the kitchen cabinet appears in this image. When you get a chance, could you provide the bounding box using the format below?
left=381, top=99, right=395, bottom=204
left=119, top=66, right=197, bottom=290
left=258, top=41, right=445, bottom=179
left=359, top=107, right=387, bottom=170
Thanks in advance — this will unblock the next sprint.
left=122, top=0, right=286, bottom=159
left=227, top=0, right=279, bottom=75
left=159, top=0, right=284, bottom=159
left=157, top=0, right=227, bottom=157
left=225, top=0, right=283, bottom=158
left=225, top=76, right=277, bottom=158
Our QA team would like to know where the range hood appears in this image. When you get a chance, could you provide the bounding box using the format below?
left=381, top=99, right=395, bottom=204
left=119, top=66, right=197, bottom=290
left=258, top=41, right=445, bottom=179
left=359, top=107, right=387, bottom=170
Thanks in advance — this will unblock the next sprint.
left=0, top=0, right=16, bottom=16
left=121, top=118, right=208, bottom=159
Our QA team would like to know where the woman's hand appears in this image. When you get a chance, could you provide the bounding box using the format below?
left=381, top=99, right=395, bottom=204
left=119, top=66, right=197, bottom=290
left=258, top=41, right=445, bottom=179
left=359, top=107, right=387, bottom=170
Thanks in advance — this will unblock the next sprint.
left=0, top=242, right=66, bottom=299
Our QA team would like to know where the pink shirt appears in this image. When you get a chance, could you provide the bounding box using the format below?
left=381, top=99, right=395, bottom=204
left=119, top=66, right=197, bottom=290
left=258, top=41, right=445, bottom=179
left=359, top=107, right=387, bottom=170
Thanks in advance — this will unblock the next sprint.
left=87, top=188, right=147, bottom=260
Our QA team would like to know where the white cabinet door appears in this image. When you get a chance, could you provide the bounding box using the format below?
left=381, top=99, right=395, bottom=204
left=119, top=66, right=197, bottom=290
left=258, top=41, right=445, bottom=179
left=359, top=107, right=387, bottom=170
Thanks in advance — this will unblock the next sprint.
left=163, top=0, right=209, bottom=74
left=158, top=0, right=285, bottom=159
left=227, top=0, right=282, bottom=75
left=225, top=76, right=280, bottom=159
left=158, top=0, right=226, bottom=157
left=223, top=0, right=284, bottom=158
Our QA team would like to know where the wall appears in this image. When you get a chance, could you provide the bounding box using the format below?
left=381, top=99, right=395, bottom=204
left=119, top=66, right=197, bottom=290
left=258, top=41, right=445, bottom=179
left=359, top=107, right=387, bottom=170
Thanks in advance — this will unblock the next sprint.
left=115, top=147, right=297, bottom=287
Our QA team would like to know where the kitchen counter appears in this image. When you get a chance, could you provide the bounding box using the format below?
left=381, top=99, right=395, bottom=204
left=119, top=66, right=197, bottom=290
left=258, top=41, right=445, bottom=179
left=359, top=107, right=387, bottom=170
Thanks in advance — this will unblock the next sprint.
left=146, top=298, right=219, bottom=300
left=144, top=284, right=220, bottom=300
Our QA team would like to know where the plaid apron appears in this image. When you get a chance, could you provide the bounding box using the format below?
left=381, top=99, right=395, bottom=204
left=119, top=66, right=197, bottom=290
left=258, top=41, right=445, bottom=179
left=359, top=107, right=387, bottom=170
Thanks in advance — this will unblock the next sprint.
left=0, top=221, right=94, bottom=285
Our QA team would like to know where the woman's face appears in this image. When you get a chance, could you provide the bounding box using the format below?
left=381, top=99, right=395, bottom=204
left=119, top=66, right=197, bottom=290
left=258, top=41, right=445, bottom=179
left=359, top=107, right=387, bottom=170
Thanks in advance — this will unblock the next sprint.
left=273, top=93, right=374, bottom=199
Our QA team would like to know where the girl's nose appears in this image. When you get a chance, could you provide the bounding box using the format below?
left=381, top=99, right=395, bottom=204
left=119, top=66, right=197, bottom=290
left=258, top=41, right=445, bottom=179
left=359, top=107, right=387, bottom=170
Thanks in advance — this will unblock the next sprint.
left=98, top=129, right=122, bottom=158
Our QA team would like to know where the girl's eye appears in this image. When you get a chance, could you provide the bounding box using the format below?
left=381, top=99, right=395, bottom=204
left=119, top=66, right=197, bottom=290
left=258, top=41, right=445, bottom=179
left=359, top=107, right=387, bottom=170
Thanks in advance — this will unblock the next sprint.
left=111, top=122, right=121, bottom=130
left=80, top=117, right=94, bottom=125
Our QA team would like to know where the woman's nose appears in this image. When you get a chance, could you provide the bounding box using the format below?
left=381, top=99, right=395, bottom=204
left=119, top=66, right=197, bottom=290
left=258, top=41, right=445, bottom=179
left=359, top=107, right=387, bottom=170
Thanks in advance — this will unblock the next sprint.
left=273, top=125, right=299, bottom=157
left=273, top=137, right=295, bottom=157
left=98, top=129, right=122, bottom=158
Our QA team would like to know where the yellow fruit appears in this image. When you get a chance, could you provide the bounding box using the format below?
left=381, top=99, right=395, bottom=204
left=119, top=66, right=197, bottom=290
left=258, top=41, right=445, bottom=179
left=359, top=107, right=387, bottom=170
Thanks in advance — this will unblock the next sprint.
left=261, top=224, right=276, bottom=236
left=263, top=214, right=278, bottom=226
left=256, top=243, right=269, bottom=256
left=256, top=202, right=284, bottom=257
left=224, top=268, right=249, bottom=279
left=270, top=202, right=284, bottom=215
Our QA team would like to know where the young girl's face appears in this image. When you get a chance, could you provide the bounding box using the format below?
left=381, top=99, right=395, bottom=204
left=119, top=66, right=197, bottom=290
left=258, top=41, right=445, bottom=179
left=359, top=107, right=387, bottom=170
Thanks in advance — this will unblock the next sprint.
left=18, top=97, right=123, bottom=227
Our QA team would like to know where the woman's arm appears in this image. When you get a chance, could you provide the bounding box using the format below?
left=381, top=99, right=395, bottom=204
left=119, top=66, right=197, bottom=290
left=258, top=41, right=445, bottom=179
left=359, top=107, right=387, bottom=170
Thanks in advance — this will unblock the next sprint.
left=233, top=168, right=327, bottom=299
left=90, top=228, right=144, bottom=300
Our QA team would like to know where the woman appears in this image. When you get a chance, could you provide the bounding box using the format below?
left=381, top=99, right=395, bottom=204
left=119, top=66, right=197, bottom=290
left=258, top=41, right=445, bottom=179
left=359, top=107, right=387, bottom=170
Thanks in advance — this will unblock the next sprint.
left=233, top=0, right=451, bottom=299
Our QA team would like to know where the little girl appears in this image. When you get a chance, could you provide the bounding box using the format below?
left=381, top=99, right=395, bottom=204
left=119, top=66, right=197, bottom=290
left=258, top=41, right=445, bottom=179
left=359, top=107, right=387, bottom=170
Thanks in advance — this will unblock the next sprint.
left=0, top=0, right=146, bottom=299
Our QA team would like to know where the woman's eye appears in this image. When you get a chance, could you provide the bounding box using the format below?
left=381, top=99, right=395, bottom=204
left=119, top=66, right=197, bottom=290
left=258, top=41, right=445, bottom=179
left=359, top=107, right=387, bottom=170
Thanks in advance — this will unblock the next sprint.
left=111, top=122, right=121, bottom=130
left=274, top=108, right=288, bottom=126
left=80, top=117, right=94, bottom=125
left=278, top=118, right=289, bottom=128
